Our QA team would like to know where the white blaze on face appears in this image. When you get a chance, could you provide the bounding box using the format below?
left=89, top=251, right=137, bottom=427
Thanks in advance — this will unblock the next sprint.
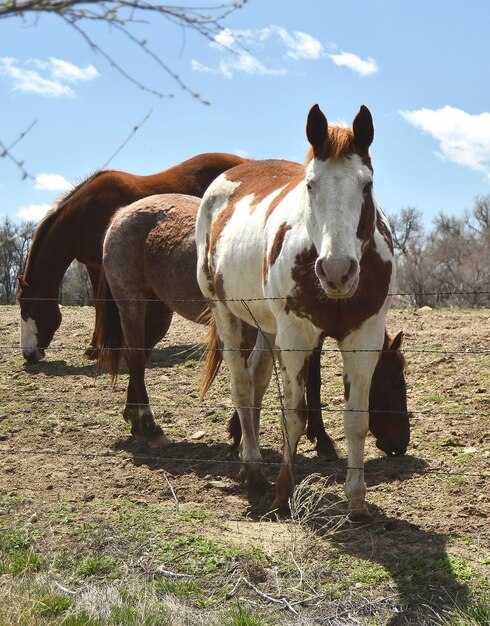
left=305, top=153, right=373, bottom=297
left=20, top=316, right=41, bottom=361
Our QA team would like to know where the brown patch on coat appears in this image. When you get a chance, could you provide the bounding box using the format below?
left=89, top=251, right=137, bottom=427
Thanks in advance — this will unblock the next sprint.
left=208, top=161, right=304, bottom=262
left=356, top=192, right=376, bottom=247
left=202, top=234, right=215, bottom=297
left=297, top=356, right=310, bottom=388
left=213, top=271, right=226, bottom=302
left=343, top=374, right=351, bottom=401
left=226, top=160, right=303, bottom=212
left=376, top=209, right=394, bottom=254
left=288, top=244, right=392, bottom=340
left=265, top=222, right=292, bottom=282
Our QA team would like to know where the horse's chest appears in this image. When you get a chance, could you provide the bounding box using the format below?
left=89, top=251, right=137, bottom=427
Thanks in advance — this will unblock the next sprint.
left=284, top=245, right=392, bottom=339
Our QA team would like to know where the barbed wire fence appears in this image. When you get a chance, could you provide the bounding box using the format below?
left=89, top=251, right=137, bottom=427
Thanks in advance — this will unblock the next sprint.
left=2, top=292, right=490, bottom=483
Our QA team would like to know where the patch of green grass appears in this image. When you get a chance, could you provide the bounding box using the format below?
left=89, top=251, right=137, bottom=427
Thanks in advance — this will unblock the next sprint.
left=0, top=528, right=44, bottom=576
left=78, top=555, right=121, bottom=578
left=159, top=534, right=266, bottom=578
left=153, top=578, right=201, bottom=601
left=437, top=591, right=490, bottom=626
left=59, top=612, right=105, bottom=626
left=333, top=556, right=390, bottom=588
left=220, top=601, right=277, bottom=625
left=445, top=475, right=468, bottom=491
left=176, top=509, right=215, bottom=524
left=33, top=587, right=74, bottom=617
left=109, top=604, right=170, bottom=625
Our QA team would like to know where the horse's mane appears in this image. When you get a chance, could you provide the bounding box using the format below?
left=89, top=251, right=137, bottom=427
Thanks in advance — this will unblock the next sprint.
left=305, top=125, right=355, bottom=163
left=21, top=171, right=104, bottom=282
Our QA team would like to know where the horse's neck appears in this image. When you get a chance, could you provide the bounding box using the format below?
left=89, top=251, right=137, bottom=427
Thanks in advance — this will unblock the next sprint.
left=25, top=230, right=75, bottom=296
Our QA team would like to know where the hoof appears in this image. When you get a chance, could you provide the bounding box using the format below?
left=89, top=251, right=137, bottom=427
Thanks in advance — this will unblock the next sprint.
left=315, top=437, right=339, bottom=461
left=147, top=432, right=170, bottom=448
left=270, top=495, right=291, bottom=514
left=348, top=507, right=373, bottom=523
left=130, top=420, right=169, bottom=448
left=84, top=345, right=99, bottom=360
left=240, top=467, right=269, bottom=504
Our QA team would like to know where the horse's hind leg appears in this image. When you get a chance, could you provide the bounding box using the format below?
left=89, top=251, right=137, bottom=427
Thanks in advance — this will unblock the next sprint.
left=121, top=301, right=173, bottom=447
left=216, top=313, right=268, bottom=503
left=305, top=343, right=339, bottom=460
left=228, top=323, right=258, bottom=449
left=84, top=264, right=102, bottom=359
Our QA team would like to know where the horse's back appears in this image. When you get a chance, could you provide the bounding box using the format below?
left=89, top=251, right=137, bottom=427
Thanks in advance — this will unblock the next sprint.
left=104, top=193, right=205, bottom=322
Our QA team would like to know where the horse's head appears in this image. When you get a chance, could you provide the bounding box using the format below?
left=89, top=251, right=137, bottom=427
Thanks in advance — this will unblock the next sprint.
left=369, top=331, right=410, bottom=456
left=304, top=104, right=375, bottom=299
left=17, top=276, right=62, bottom=363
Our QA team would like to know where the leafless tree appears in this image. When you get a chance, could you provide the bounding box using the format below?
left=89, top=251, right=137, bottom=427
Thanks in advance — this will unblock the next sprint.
left=390, top=197, right=490, bottom=307
left=60, top=260, right=92, bottom=305
left=0, top=218, right=35, bottom=303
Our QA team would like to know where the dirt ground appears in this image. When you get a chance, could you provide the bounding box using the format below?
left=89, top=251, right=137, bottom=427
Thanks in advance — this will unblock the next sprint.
left=1, top=305, right=489, bottom=539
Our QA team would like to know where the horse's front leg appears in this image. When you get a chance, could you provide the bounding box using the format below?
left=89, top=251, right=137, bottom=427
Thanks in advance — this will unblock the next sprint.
left=338, top=318, right=384, bottom=520
left=272, top=321, right=320, bottom=511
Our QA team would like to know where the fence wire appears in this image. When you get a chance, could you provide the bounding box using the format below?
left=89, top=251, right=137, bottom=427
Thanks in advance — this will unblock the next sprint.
left=2, top=300, right=489, bottom=486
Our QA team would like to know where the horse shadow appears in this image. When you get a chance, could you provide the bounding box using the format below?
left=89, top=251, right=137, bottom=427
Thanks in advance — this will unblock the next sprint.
left=115, top=436, right=465, bottom=621
left=113, top=435, right=429, bottom=490
left=306, top=498, right=470, bottom=624
left=146, top=344, right=205, bottom=369
left=23, top=360, right=97, bottom=378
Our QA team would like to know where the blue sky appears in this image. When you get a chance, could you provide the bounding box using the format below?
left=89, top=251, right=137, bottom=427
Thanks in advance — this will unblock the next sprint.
left=2, top=0, right=490, bottom=228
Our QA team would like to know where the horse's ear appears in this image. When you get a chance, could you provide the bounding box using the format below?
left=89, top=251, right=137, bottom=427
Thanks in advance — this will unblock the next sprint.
left=306, top=104, right=329, bottom=158
left=353, top=105, right=374, bottom=152
left=389, top=331, right=404, bottom=352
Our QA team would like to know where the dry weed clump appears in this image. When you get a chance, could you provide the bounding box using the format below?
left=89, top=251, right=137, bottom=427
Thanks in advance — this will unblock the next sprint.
left=290, top=473, right=350, bottom=535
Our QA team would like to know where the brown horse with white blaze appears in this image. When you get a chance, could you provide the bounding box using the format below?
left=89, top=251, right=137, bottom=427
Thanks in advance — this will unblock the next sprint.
left=17, top=152, right=246, bottom=363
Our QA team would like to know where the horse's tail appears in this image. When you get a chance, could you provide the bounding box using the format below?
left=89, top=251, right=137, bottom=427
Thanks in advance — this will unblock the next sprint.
left=94, top=268, right=123, bottom=382
left=200, top=315, right=222, bottom=400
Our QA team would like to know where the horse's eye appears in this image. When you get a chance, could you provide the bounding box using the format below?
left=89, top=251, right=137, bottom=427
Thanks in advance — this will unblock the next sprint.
left=306, top=181, right=313, bottom=191
left=362, top=181, right=373, bottom=195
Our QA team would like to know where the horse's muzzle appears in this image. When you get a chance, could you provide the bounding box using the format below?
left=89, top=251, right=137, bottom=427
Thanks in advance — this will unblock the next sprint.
left=376, top=437, right=408, bottom=457
left=23, top=348, right=45, bottom=364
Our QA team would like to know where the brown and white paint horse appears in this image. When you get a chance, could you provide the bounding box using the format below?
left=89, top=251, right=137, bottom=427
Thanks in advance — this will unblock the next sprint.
left=197, top=104, right=396, bottom=518
left=17, top=152, right=246, bottom=363
left=95, top=193, right=409, bottom=455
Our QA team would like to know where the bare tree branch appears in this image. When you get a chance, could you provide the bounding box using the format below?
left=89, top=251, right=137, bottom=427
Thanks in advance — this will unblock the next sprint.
left=1, top=1, right=248, bottom=179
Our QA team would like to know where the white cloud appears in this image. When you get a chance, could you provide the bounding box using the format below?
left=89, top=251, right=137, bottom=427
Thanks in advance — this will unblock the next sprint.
left=270, top=26, right=324, bottom=61
left=34, top=173, right=73, bottom=192
left=47, top=58, right=99, bottom=83
left=400, top=105, right=490, bottom=179
left=0, top=56, right=99, bottom=97
left=219, top=52, right=287, bottom=78
left=193, top=25, right=324, bottom=78
left=328, top=51, right=379, bottom=76
left=17, top=203, right=52, bottom=221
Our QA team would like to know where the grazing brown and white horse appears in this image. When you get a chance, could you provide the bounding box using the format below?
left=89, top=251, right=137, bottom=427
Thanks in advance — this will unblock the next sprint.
left=17, top=152, right=246, bottom=363
left=95, top=193, right=409, bottom=455
left=197, top=104, right=396, bottom=518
